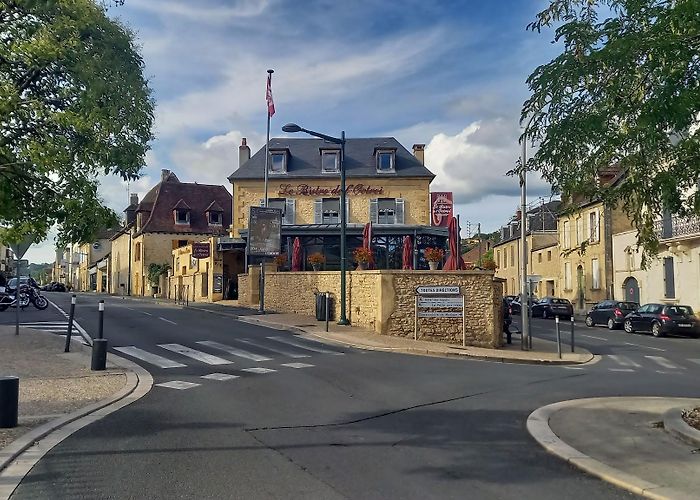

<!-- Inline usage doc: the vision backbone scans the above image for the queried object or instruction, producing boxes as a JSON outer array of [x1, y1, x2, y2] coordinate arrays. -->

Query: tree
[[0, 0, 153, 247], [522, 0, 700, 263]]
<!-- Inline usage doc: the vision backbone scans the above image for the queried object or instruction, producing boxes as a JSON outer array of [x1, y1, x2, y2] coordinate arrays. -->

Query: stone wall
[[238, 269, 503, 348]]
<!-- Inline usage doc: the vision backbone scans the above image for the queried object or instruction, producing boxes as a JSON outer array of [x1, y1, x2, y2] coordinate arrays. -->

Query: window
[[208, 212, 222, 225], [591, 258, 600, 289], [321, 198, 340, 224], [510, 246, 515, 267], [134, 242, 141, 262], [538, 252, 542, 263], [178, 240, 188, 248], [175, 209, 189, 224], [376, 150, 395, 173], [269, 152, 286, 174], [564, 262, 572, 290], [321, 150, 340, 173], [547, 250, 552, 261], [576, 217, 585, 244], [663, 256, 675, 298], [265, 198, 295, 225], [369, 198, 405, 224], [563, 220, 571, 248], [589, 210, 600, 242], [496, 250, 500, 268]]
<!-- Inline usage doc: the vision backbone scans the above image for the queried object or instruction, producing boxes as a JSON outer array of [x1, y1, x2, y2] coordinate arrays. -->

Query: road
[[3, 293, 699, 499]]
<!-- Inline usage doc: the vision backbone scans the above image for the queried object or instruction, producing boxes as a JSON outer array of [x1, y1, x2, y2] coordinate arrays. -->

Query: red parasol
[[402, 236, 413, 270], [362, 222, 374, 268], [291, 237, 302, 271], [443, 216, 465, 270]]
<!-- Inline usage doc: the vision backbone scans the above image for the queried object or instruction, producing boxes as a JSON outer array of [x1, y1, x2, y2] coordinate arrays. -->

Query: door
[[623, 277, 639, 304], [630, 304, 646, 328], [576, 265, 585, 310], [591, 301, 605, 324]]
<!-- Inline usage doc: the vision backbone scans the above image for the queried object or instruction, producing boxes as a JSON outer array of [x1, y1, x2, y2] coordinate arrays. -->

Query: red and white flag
[[266, 73, 275, 118]]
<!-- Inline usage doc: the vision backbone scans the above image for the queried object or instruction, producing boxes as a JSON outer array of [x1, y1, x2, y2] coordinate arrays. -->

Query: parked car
[[623, 304, 700, 338], [585, 300, 639, 330], [509, 294, 538, 315], [504, 295, 518, 305], [41, 282, 66, 292], [530, 296, 574, 319]]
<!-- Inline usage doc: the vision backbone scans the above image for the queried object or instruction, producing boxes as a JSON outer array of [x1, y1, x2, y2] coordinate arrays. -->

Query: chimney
[[239, 137, 251, 168], [125, 193, 139, 226], [161, 169, 171, 182], [515, 210, 522, 221], [130, 193, 139, 207], [412, 144, 425, 165]]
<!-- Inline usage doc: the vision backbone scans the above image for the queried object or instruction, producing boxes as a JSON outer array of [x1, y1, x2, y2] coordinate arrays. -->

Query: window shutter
[[314, 199, 322, 224], [395, 198, 405, 224], [369, 199, 378, 224], [662, 209, 672, 239], [284, 198, 295, 225], [345, 197, 350, 223], [595, 210, 600, 242], [663, 256, 675, 298]]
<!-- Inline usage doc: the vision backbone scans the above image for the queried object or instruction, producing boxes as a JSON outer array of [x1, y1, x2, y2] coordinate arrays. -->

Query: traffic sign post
[[414, 285, 465, 343], [8, 235, 34, 337]]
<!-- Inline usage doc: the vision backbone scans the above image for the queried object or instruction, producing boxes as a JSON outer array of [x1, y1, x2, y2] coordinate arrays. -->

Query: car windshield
[[666, 305, 694, 316], [619, 302, 638, 310]]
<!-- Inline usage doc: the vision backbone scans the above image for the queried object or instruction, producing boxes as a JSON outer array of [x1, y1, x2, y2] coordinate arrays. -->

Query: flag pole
[[264, 69, 274, 209]]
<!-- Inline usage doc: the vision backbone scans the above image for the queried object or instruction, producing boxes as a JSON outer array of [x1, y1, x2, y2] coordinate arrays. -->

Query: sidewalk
[[528, 397, 700, 499]]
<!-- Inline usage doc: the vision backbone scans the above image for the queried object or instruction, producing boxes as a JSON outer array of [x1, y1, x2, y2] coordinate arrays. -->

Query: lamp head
[[282, 123, 302, 133]]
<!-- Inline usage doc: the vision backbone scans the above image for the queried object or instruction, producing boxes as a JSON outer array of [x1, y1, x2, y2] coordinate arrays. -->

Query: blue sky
[[28, 0, 562, 263]]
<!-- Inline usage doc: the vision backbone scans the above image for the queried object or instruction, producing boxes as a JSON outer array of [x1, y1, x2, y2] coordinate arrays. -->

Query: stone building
[[493, 201, 561, 297], [111, 170, 232, 297]]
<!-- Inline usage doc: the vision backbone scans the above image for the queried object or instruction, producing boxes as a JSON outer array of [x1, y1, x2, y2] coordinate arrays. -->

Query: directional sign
[[418, 311, 463, 318], [418, 297, 463, 308], [416, 285, 460, 295], [8, 234, 35, 260]]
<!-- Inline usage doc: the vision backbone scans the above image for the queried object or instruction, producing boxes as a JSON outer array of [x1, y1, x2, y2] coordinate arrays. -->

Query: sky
[[26, 0, 562, 264]]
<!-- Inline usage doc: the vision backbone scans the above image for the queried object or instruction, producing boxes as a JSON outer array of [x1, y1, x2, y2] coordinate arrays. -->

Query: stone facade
[[168, 240, 225, 303], [494, 233, 560, 297], [110, 230, 131, 295], [239, 269, 503, 348]]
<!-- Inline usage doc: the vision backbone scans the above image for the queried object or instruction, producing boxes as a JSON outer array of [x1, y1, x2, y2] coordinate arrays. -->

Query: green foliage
[[522, 0, 700, 263], [147, 263, 170, 286], [0, 0, 154, 246]]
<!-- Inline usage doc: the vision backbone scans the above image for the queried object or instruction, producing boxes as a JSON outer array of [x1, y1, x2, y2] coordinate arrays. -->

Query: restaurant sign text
[[279, 183, 384, 197]]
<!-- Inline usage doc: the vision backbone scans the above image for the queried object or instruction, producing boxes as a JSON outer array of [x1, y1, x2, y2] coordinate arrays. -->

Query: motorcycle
[[25, 285, 49, 310], [0, 288, 30, 311]]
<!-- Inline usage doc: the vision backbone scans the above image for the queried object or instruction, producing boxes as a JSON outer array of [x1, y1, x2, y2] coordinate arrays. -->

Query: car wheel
[[607, 318, 616, 330], [651, 322, 663, 337], [624, 320, 634, 333], [585, 316, 594, 327]]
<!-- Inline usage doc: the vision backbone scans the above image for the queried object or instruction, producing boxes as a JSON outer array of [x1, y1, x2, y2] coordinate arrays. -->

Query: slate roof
[[132, 173, 232, 236], [228, 137, 435, 181], [494, 200, 562, 246]]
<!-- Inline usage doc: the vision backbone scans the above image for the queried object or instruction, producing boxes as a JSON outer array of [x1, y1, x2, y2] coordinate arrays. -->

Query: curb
[[236, 316, 594, 366], [527, 398, 694, 500], [0, 353, 153, 500], [663, 407, 700, 448]]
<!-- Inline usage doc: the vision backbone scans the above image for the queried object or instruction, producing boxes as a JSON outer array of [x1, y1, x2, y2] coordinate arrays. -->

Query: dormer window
[[209, 212, 222, 225], [321, 150, 340, 173], [375, 149, 396, 173], [204, 200, 224, 227], [172, 199, 191, 225], [269, 150, 287, 174]]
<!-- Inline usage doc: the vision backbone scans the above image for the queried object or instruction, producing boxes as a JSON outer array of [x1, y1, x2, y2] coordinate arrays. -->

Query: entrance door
[[576, 265, 585, 310], [623, 277, 639, 304]]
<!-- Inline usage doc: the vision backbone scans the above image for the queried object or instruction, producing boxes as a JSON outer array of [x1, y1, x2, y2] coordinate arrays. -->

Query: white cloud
[[128, 0, 270, 23]]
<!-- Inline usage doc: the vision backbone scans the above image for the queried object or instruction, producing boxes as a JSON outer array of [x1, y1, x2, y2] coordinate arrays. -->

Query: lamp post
[[520, 113, 536, 350], [282, 123, 350, 325]]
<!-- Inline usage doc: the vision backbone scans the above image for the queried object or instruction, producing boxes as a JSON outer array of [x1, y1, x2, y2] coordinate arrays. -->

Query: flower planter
[[428, 261, 439, 270], [312, 264, 321, 271]]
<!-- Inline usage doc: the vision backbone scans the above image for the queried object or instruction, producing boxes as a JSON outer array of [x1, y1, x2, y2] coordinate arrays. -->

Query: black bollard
[[0, 376, 19, 428], [570, 317, 576, 353], [555, 316, 562, 359], [98, 299, 104, 339], [64, 294, 76, 353], [91, 339, 108, 371]]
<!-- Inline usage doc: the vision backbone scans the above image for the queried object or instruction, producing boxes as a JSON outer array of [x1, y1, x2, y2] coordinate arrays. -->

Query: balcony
[[655, 215, 700, 241]]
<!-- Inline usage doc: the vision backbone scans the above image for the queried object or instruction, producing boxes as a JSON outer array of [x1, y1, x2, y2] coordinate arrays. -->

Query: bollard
[[555, 316, 562, 359], [0, 376, 19, 428], [325, 292, 330, 332], [64, 294, 77, 352], [91, 339, 108, 371], [186, 285, 189, 307], [98, 299, 105, 339], [570, 317, 575, 353]]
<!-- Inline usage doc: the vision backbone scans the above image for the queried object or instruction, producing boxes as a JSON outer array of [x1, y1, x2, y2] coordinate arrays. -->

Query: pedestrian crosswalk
[[19, 321, 90, 345], [591, 353, 700, 374]]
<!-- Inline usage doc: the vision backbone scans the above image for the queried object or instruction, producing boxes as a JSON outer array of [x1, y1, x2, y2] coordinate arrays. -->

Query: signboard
[[279, 183, 384, 197], [213, 274, 223, 294], [192, 242, 211, 259], [527, 274, 542, 283], [8, 234, 35, 260], [418, 296, 463, 308], [430, 192, 453, 227], [248, 206, 283, 257], [418, 311, 463, 318], [416, 285, 460, 295]]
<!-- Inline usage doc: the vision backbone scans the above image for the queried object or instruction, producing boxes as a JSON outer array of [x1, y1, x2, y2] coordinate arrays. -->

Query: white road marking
[[561, 366, 584, 370], [608, 355, 641, 368], [235, 338, 311, 358], [159, 317, 177, 325], [267, 336, 345, 355], [201, 373, 239, 381], [158, 344, 232, 365], [196, 341, 272, 362], [113, 346, 186, 368], [625, 342, 665, 352], [281, 362, 315, 369], [609, 368, 635, 372], [156, 381, 200, 390], [47, 299, 91, 345], [581, 334, 608, 341], [645, 356, 683, 370], [688, 359, 700, 366], [142, 311, 152, 316], [241, 367, 276, 374]]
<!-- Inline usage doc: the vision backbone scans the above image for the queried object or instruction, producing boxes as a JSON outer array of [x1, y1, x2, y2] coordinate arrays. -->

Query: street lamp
[[282, 123, 350, 326], [520, 113, 536, 350]]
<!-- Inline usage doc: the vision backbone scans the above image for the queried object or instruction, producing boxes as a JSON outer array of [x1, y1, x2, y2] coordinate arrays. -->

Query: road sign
[[416, 285, 460, 295], [418, 297, 463, 308], [418, 311, 463, 318], [527, 274, 542, 283], [8, 234, 34, 260]]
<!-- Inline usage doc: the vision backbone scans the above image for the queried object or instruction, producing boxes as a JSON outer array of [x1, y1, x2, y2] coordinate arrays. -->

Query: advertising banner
[[248, 206, 283, 257], [430, 192, 453, 226]]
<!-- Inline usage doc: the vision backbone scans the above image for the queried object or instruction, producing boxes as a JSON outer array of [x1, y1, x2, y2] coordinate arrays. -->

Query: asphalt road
[[4, 293, 699, 499]]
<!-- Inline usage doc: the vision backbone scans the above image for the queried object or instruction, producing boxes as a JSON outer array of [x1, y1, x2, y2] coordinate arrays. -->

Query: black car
[[585, 300, 639, 330], [530, 296, 574, 319], [509, 295, 538, 315], [624, 304, 700, 338]]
